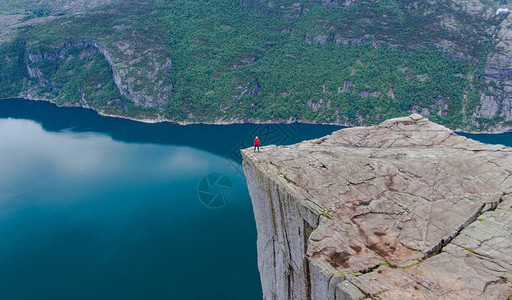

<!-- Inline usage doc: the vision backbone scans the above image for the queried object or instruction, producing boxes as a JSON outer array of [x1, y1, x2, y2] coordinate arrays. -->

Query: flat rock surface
[[242, 114, 512, 299]]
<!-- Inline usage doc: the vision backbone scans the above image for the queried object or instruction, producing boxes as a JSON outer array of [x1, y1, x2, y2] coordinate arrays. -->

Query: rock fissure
[[424, 203, 485, 259], [482, 277, 508, 294]]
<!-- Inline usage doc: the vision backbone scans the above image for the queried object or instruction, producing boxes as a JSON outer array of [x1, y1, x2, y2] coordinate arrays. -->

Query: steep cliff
[[478, 12, 512, 128], [242, 114, 512, 299], [21, 39, 172, 108]]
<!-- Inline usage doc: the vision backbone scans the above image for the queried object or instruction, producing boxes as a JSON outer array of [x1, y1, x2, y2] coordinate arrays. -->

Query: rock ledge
[[242, 114, 512, 299]]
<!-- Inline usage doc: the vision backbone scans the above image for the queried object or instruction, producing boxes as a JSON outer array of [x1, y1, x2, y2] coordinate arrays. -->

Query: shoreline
[[1, 97, 510, 134]]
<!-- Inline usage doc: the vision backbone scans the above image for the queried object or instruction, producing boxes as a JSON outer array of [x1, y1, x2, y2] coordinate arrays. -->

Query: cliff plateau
[[242, 114, 512, 299]]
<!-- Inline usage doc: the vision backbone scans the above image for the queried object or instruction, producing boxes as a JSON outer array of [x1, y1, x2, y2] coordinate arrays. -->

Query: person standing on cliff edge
[[253, 136, 260, 152]]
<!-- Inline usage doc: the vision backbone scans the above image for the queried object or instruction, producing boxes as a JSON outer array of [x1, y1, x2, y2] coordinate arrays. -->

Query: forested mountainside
[[0, 0, 511, 131]]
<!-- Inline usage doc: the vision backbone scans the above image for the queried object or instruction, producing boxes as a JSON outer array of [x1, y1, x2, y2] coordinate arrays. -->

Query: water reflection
[[0, 116, 266, 299], [0, 98, 342, 160]]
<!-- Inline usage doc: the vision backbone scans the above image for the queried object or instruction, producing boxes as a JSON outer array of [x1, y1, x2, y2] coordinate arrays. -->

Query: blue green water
[[0, 99, 510, 299], [0, 99, 342, 300], [459, 131, 512, 147]]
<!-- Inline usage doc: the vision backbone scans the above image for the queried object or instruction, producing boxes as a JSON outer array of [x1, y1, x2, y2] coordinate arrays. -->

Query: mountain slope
[[0, 0, 511, 131]]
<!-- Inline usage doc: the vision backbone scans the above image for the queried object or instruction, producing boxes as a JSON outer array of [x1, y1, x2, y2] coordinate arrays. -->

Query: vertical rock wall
[[243, 154, 364, 299]]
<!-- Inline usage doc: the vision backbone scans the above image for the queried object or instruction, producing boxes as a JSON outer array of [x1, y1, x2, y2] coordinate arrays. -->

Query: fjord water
[[1, 100, 511, 300], [0, 99, 341, 300]]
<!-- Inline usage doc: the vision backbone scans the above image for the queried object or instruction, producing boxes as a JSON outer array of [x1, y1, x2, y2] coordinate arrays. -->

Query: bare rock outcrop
[[22, 39, 172, 107], [0, 0, 116, 45], [478, 12, 512, 125], [0, 0, 115, 14], [242, 114, 512, 299]]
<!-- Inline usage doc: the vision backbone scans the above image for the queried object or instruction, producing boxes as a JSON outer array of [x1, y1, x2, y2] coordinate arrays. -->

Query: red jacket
[[254, 138, 260, 146]]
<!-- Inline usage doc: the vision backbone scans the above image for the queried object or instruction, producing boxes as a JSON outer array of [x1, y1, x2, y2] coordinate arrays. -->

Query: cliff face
[[242, 114, 512, 299], [478, 12, 512, 126], [22, 39, 172, 108]]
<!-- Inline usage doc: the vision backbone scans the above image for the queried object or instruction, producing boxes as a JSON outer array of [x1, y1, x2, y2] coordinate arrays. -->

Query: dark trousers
[[253, 145, 260, 152]]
